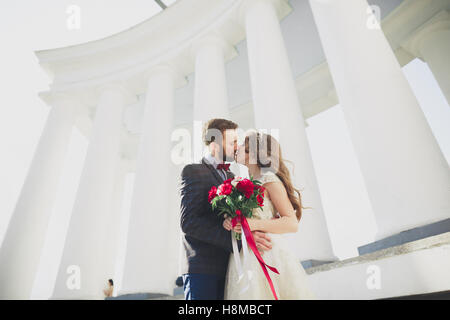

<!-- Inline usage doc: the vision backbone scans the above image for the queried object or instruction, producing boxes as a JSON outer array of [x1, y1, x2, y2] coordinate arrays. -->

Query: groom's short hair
[[202, 118, 238, 146]]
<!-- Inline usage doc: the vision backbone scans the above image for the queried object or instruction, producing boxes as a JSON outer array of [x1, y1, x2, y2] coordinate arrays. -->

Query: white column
[[166, 163, 184, 288], [119, 65, 180, 296], [104, 158, 128, 283], [309, 0, 450, 240], [191, 34, 234, 121], [0, 94, 79, 299], [402, 10, 450, 106], [239, 0, 338, 262], [51, 83, 134, 299]]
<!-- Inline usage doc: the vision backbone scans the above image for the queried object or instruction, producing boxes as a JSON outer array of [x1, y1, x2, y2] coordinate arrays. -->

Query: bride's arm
[[247, 182, 299, 234]]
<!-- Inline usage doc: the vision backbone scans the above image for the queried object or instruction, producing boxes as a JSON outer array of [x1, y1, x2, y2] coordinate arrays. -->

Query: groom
[[179, 118, 273, 300]]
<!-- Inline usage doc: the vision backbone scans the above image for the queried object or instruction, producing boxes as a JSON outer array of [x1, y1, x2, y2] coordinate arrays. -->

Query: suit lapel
[[201, 157, 225, 184]]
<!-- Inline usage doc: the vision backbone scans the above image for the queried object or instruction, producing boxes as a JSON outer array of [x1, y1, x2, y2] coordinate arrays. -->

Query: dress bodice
[[251, 171, 281, 220]]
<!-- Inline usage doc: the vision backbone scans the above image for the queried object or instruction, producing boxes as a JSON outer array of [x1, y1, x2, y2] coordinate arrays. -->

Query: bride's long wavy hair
[[244, 131, 309, 221]]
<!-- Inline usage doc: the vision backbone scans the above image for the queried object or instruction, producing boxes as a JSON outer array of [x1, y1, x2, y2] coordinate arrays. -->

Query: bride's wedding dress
[[224, 171, 317, 300]]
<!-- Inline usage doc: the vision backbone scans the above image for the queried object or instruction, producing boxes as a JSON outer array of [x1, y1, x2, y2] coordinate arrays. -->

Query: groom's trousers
[[182, 273, 226, 300]]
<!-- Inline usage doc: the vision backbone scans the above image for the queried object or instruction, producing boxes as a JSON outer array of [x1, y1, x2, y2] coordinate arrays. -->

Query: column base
[[106, 290, 183, 300], [358, 218, 450, 255]]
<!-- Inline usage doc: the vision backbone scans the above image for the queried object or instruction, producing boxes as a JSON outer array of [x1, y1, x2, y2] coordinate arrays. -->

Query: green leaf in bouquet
[[211, 195, 225, 209], [225, 196, 236, 211]]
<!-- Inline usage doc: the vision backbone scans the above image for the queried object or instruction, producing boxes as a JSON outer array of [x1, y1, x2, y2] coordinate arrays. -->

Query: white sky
[[0, 1, 449, 299]]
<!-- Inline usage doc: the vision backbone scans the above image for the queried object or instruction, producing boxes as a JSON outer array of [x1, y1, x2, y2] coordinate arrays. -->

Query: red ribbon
[[232, 210, 279, 300]]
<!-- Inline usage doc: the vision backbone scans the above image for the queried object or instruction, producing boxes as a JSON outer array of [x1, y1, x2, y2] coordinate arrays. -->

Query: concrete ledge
[[305, 232, 450, 299], [307, 231, 450, 275], [380, 289, 450, 300], [301, 259, 337, 269], [357, 218, 450, 255]]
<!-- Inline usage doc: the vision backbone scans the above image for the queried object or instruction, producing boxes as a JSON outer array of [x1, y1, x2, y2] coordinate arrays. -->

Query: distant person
[[103, 279, 114, 297], [175, 276, 183, 287]]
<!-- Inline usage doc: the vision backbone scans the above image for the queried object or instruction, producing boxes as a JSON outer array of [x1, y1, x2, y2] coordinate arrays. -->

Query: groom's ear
[[203, 127, 223, 146]]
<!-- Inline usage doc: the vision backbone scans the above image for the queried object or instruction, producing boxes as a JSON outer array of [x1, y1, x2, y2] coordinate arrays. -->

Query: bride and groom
[[179, 118, 316, 300]]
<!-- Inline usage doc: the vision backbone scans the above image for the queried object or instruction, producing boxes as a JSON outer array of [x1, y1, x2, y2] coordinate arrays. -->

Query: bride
[[222, 130, 317, 300]]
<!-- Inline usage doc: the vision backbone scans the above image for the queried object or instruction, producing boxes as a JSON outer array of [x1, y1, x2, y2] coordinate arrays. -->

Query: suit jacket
[[179, 157, 242, 276]]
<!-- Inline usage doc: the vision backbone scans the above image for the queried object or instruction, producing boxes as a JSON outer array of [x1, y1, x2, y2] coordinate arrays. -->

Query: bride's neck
[[247, 164, 261, 180]]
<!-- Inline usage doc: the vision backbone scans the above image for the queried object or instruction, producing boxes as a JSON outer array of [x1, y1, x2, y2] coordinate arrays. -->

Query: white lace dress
[[224, 171, 317, 300]]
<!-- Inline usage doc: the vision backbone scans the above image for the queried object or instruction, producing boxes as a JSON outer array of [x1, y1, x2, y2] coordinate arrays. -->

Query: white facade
[[0, 0, 449, 299]]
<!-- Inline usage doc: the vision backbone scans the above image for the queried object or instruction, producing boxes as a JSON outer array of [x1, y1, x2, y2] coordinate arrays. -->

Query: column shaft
[[0, 95, 78, 299], [241, 0, 337, 261], [192, 36, 231, 121], [119, 66, 178, 295], [104, 159, 128, 283], [51, 84, 129, 299], [419, 30, 450, 105], [309, 0, 450, 240]]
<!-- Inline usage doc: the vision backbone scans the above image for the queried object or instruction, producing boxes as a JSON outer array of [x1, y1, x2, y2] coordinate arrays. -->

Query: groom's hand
[[252, 231, 272, 254]]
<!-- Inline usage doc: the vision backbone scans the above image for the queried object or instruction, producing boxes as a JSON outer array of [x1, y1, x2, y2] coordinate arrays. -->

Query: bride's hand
[[223, 217, 242, 233]]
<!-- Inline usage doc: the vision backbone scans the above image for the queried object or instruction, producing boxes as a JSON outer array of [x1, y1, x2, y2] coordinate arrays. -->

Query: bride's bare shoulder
[[259, 172, 283, 202]]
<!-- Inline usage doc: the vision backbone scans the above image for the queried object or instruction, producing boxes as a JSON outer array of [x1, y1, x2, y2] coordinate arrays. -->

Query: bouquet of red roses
[[208, 176, 265, 240], [207, 175, 280, 300]]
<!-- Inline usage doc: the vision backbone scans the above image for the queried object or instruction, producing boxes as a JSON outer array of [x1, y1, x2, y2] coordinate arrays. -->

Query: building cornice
[[34, 0, 291, 98]]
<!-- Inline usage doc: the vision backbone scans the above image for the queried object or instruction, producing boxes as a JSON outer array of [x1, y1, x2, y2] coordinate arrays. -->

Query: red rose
[[223, 178, 232, 185], [237, 179, 254, 199], [257, 194, 264, 207], [258, 186, 266, 197], [208, 186, 218, 203], [218, 183, 233, 196], [254, 185, 265, 196]]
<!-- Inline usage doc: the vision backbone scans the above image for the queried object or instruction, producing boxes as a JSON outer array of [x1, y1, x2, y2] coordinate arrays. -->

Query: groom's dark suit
[[179, 157, 242, 299]]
